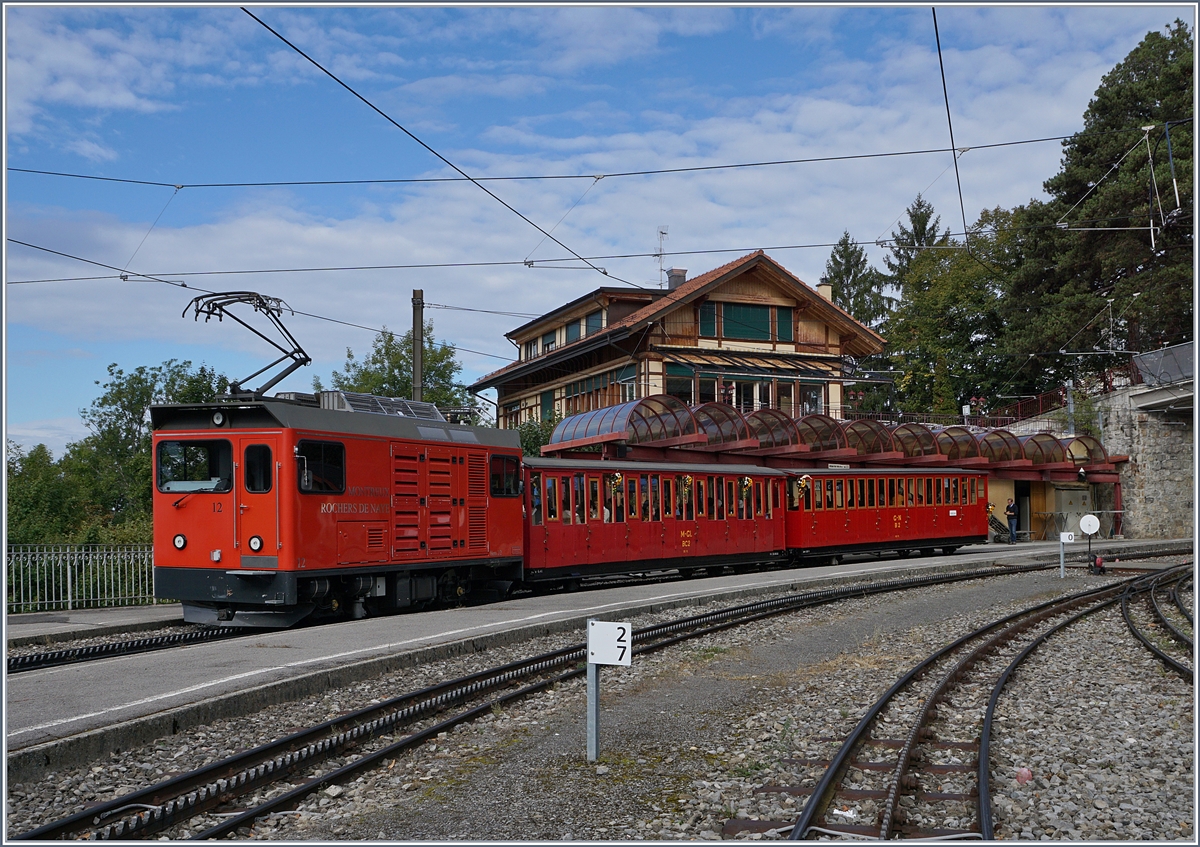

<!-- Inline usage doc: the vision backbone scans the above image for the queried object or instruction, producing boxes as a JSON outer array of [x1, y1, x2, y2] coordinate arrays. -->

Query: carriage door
[[236, 437, 281, 566]]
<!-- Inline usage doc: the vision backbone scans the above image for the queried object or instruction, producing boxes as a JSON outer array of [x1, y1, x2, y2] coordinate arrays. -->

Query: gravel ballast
[[5, 563, 1193, 841]]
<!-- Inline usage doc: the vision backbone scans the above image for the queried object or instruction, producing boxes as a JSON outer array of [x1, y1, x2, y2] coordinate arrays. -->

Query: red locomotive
[[153, 392, 989, 627]]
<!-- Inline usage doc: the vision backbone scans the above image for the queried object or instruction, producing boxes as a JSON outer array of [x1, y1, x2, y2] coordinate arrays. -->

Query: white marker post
[[1059, 531, 1075, 578], [1080, 514, 1101, 572], [586, 619, 632, 762]]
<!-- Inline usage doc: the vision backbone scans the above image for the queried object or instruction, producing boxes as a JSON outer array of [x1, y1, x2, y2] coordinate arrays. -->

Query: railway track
[[6, 626, 249, 675], [1121, 567, 1194, 682], [706, 564, 1190, 841], [14, 559, 1061, 841]]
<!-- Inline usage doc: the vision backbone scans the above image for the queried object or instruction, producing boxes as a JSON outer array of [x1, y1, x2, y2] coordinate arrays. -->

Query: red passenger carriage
[[523, 458, 787, 581]]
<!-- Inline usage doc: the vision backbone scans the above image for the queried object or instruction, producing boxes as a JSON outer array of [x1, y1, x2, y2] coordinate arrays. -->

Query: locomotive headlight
[[211, 411, 225, 426], [249, 535, 264, 552], [173, 534, 187, 550]]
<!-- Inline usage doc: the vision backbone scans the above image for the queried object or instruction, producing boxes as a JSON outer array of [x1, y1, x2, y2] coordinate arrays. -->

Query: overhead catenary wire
[[5, 238, 515, 362], [240, 6, 642, 290], [7, 125, 1170, 190], [6, 211, 1171, 287]]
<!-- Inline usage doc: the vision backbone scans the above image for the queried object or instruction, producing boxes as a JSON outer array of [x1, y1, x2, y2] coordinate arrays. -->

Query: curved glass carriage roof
[[794, 414, 846, 450], [746, 408, 802, 449], [976, 429, 1022, 462], [1019, 433, 1068, 464], [844, 418, 893, 455], [889, 422, 938, 458], [548, 395, 696, 447], [692, 402, 753, 446], [928, 425, 981, 460]]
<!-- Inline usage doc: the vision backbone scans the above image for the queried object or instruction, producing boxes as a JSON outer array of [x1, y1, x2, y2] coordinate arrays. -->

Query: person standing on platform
[[1005, 498, 1019, 544]]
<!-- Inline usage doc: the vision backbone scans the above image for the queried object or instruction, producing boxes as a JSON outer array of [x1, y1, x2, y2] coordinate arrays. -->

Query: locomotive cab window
[[489, 455, 521, 497], [244, 445, 273, 493], [296, 441, 345, 493], [157, 440, 232, 493]]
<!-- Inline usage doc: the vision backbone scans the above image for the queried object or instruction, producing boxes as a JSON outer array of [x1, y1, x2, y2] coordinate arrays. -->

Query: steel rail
[[787, 573, 1152, 841], [6, 626, 247, 674], [1121, 569, 1195, 683], [1150, 575, 1193, 648], [974, 575, 1168, 838], [1170, 574, 1193, 625], [16, 561, 1055, 840]]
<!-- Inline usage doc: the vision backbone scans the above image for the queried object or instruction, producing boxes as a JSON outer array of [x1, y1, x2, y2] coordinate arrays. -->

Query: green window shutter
[[541, 390, 555, 421], [665, 363, 693, 376], [722, 303, 770, 340], [777, 307, 793, 341], [566, 321, 581, 343], [699, 302, 716, 337], [585, 311, 603, 335]]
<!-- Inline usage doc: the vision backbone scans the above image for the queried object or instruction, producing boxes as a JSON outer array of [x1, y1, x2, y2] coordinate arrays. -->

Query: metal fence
[[6, 545, 159, 614]]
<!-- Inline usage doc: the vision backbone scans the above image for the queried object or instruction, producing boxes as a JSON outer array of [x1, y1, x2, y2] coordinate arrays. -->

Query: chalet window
[[566, 321, 581, 343], [776, 307, 794, 342], [665, 364, 693, 405], [542, 330, 557, 352], [699, 302, 716, 337], [722, 303, 770, 341], [523, 340, 538, 360], [585, 310, 603, 336]]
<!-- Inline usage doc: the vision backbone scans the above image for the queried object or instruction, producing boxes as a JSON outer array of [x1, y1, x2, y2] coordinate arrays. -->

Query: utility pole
[[412, 289, 424, 402]]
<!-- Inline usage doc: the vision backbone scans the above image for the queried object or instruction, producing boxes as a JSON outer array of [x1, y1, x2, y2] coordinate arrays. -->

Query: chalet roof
[[469, 250, 886, 392]]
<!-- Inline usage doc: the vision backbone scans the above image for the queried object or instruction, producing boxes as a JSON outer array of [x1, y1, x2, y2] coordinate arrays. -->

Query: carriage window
[[935, 478, 943, 505], [662, 477, 674, 519], [943, 478, 951, 505], [649, 476, 661, 521], [546, 476, 558, 520], [952, 477, 960, 504], [926, 478, 934, 506], [244, 445, 272, 493], [561, 476, 572, 524], [834, 479, 844, 509], [845, 478, 854, 509], [825, 480, 835, 510], [888, 478, 897, 507], [787, 479, 800, 511], [737, 481, 748, 519], [531, 472, 543, 525], [716, 477, 726, 519], [877, 478, 885, 507], [755, 482, 763, 516], [969, 478, 977, 504], [697, 478, 706, 517], [640, 475, 651, 520], [907, 478, 914, 506], [771, 480, 780, 512], [708, 477, 717, 518], [858, 478, 866, 509], [867, 478, 875, 507], [296, 440, 345, 493], [589, 478, 600, 521], [627, 478, 639, 519], [575, 474, 586, 523], [157, 439, 232, 493]]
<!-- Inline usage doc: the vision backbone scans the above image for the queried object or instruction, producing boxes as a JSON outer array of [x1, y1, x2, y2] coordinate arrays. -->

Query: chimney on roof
[[667, 267, 688, 290], [817, 275, 834, 301]]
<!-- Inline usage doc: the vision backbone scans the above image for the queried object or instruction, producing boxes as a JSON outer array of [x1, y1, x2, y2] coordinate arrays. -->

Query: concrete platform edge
[[7, 540, 1189, 784], [7, 612, 184, 649]]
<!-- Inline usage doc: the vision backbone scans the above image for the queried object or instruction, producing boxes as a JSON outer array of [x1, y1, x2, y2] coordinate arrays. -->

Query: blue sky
[[4, 3, 1191, 456]]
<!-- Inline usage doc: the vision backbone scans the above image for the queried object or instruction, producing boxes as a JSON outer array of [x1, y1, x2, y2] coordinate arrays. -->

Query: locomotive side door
[[424, 447, 455, 555], [235, 436, 281, 566]]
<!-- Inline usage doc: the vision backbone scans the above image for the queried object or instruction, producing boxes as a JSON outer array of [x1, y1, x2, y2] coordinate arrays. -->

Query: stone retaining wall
[[1094, 386, 1193, 539]]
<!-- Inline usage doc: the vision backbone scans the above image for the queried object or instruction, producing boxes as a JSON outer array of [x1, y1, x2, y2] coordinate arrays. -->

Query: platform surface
[[5, 539, 1185, 756]]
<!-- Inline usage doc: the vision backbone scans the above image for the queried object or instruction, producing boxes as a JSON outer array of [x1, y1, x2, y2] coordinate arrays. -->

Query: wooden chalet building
[[471, 251, 886, 429]]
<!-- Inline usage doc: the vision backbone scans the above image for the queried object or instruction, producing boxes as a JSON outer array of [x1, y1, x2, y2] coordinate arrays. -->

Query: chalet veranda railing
[[6, 544, 164, 614]]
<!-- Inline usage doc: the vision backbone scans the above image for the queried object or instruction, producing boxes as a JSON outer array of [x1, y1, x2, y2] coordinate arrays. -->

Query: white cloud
[[5, 417, 92, 458], [65, 138, 119, 162]]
